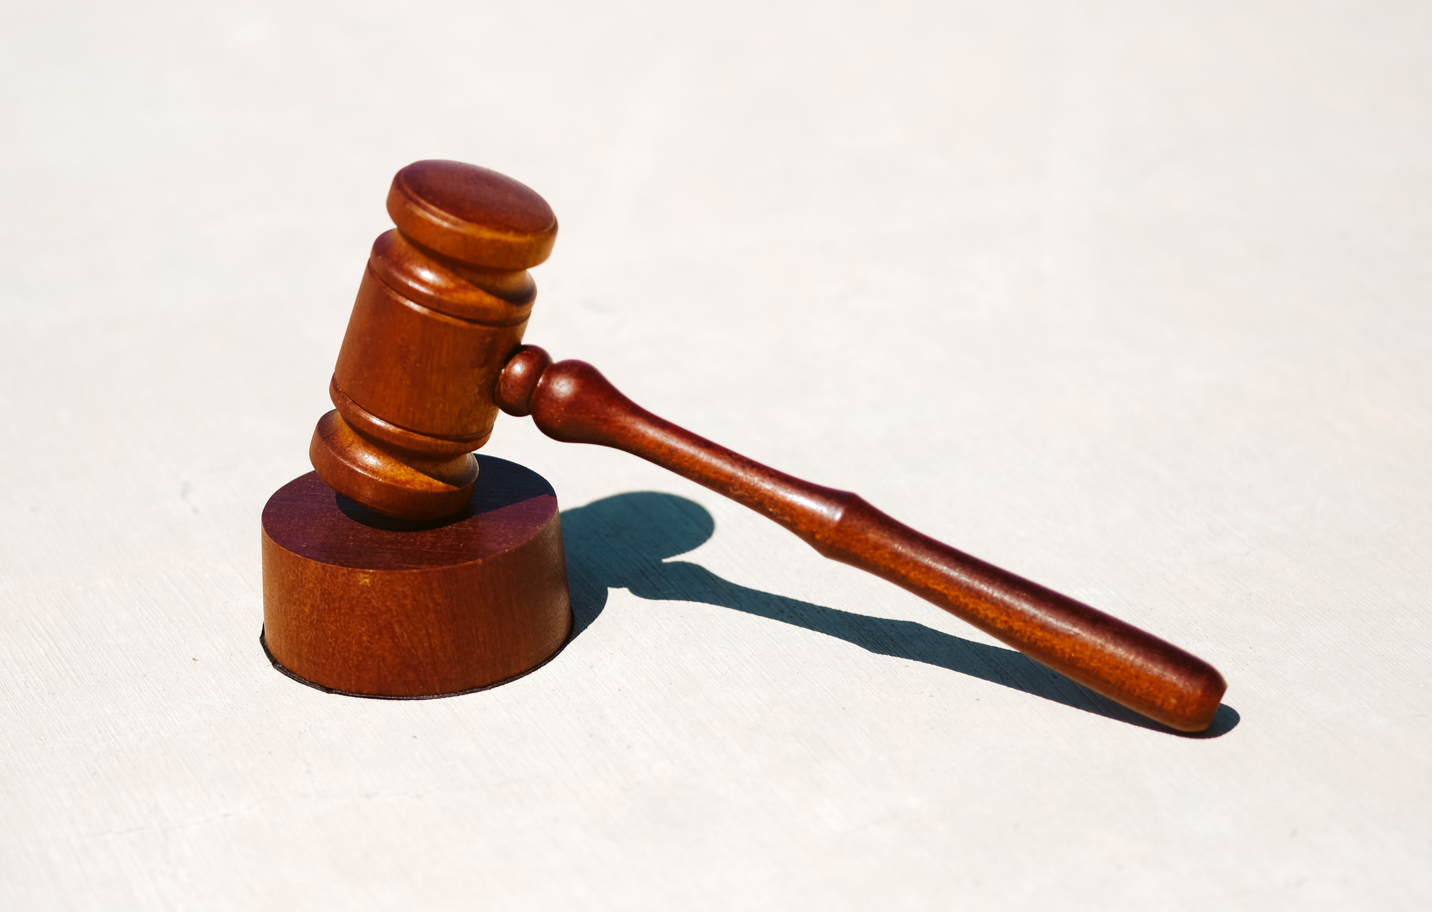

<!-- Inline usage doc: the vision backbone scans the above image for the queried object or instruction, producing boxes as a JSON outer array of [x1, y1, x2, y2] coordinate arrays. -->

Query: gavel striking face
[[297, 160, 1226, 732]]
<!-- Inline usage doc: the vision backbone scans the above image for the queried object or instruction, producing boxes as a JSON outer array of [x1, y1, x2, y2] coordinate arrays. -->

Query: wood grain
[[501, 350, 1227, 732], [311, 161, 555, 519], [262, 458, 572, 696], [299, 160, 1227, 730]]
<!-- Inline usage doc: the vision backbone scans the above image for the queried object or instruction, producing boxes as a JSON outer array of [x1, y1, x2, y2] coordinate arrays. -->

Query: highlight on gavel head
[[309, 161, 558, 520]]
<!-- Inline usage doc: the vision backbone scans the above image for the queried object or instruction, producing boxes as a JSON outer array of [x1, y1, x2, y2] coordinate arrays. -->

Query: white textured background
[[2, 1, 1429, 908]]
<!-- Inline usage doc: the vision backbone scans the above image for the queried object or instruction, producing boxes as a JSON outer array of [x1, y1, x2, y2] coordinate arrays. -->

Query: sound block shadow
[[561, 492, 1239, 739]]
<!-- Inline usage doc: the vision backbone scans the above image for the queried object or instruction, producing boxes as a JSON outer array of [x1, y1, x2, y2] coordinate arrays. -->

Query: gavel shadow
[[561, 492, 1240, 738]]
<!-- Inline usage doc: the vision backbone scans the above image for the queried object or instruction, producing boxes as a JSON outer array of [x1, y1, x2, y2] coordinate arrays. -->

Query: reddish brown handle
[[499, 349, 1227, 731]]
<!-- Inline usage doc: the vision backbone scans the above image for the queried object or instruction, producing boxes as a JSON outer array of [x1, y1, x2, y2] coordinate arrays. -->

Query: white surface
[[2, 1, 1429, 908]]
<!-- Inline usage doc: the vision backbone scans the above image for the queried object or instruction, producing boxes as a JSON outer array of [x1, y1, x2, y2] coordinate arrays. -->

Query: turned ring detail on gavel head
[[308, 160, 558, 520]]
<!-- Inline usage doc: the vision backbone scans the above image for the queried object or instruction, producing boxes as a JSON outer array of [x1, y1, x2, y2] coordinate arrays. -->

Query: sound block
[[261, 455, 572, 697]]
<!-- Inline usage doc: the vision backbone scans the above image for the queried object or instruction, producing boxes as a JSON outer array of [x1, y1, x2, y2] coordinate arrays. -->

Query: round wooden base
[[260, 457, 572, 697]]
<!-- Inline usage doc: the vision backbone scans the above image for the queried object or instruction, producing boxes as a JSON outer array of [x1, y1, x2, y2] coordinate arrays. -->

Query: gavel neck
[[496, 345, 555, 417]]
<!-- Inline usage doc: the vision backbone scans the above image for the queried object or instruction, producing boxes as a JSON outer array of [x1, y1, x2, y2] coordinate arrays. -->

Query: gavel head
[[309, 160, 557, 520]]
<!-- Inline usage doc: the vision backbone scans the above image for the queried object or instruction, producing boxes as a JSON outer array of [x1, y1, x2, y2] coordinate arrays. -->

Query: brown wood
[[498, 350, 1226, 732], [262, 459, 572, 696], [277, 158, 1228, 730], [310, 160, 554, 519], [386, 159, 558, 271]]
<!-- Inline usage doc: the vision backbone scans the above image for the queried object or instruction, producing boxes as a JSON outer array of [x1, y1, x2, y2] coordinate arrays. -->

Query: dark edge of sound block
[[258, 624, 573, 700]]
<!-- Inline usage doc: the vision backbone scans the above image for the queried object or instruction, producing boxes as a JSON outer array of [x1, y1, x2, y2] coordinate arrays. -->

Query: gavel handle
[[499, 351, 1226, 732]]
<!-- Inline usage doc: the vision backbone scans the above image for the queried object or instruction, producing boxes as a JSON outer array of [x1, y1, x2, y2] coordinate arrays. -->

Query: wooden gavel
[[299, 160, 1225, 731]]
